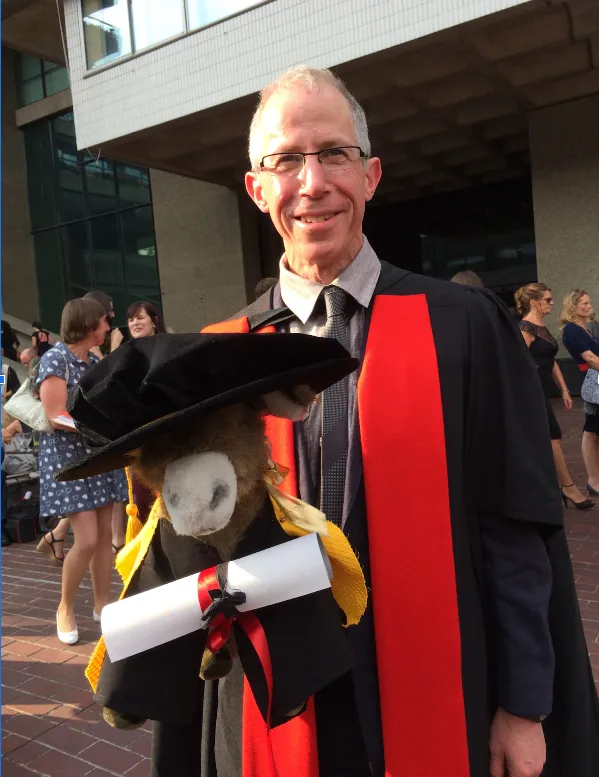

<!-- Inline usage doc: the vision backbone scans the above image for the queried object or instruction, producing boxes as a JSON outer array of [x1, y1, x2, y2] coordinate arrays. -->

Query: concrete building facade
[[2, 0, 598, 340]]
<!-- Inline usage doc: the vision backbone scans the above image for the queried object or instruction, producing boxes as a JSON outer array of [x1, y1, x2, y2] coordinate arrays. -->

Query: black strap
[[248, 307, 295, 332]]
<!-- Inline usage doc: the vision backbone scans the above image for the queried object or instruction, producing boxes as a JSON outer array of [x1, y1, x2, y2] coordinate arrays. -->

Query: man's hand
[[490, 708, 546, 777]]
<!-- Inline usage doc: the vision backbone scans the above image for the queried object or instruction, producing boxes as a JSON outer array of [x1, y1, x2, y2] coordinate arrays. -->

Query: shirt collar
[[279, 235, 381, 324], [56, 341, 92, 366]]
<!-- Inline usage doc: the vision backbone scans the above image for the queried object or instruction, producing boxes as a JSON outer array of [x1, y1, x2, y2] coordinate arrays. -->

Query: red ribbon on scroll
[[197, 567, 278, 777]]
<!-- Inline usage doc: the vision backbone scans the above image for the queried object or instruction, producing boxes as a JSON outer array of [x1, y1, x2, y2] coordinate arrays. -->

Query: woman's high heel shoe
[[561, 485, 594, 511], [587, 483, 599, 498], [56, 611, 79, 645]]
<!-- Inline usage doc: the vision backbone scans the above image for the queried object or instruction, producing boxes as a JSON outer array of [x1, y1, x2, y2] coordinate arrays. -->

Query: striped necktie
[[320, 286, 350, 526]]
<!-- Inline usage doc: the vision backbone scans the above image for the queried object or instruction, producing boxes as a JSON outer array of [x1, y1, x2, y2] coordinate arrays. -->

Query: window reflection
[[60, 221, 93, 298], [90, 215, 128, 314], [120, 206, 160, 303], [22, 122, 57, 230], [52, 114, 85, 223], [80, 0, 264, 69], [33, 231, 65, 332], [22, 111, 160, 330], [130, 0, 185, 51], [82, 0, 131, 70], [44, 60, 70, 96], [186, 0, 261, 30], [15, 53, 44, 106], [116, 163, 151, 209], [84, 156, 117, 216]]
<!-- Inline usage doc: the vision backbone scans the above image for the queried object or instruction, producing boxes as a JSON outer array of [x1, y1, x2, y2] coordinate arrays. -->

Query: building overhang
[[2, 0, 65, 65], [84, 1, 599, 206]]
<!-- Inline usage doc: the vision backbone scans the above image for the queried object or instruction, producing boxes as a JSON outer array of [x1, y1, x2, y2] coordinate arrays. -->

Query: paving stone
[[16, 677, 67, 699], [85, 720, 147, 748], [37, 724, 97, 755], [2, 642, 42, 658], [6, 694, 62, 717], [6, 738, 50, 764], [125, 734, 153, 758], [27, 747, 93, 777], [2, 714, 57, 739], [123, 759, 151, 777], [2, 732, 30, 755], [79, 740, 142, 773], [0, 760, 40, 777]]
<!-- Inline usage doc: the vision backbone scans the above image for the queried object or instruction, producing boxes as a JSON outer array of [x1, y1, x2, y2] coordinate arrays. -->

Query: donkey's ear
[[262, 385, 317, 422]]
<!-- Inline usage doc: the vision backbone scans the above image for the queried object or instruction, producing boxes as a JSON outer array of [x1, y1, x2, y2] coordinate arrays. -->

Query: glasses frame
[[259, 145, 367, 173]]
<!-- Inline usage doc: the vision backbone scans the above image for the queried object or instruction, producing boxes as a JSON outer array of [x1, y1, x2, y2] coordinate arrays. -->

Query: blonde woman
[[561, 290, 599, 497], [515, 284, 593, 509]]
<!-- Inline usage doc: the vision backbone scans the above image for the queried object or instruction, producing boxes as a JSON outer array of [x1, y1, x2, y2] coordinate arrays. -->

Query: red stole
[[202, 296, 470, 776]]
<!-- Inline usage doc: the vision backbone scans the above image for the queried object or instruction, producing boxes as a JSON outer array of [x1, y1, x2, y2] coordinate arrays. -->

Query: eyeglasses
[[542, 297, 553, 304], [259, 146, 367, 175]]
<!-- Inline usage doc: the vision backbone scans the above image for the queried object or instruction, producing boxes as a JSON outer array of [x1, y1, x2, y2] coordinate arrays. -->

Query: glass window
[[120, 206, 160, 304], [19, 78, 45, 107], [186, 0, 262, 30], [130, 0, 185, 51], [17, 52, 42, 81], [14, 53, 69, 106], [23, 111, 160, 332], [52, 114, 86, 223], [90, 214, 128, 316], [44, 60, 70, 96], [22, 122, 57, 230], [15, 53, 43, 107], [116, 163, 150, 209], [60, 221, 94, 298], [83, 156, 117, 216], [33, 230, 66, 333], [82, 0, 132, 70]]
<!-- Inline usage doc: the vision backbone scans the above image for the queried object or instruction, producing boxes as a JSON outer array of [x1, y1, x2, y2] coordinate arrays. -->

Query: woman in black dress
[[515, 283, 593, 510]]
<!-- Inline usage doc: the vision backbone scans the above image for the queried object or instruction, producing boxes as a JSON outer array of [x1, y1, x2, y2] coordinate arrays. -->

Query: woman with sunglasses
[[515, 283, 593, 510]]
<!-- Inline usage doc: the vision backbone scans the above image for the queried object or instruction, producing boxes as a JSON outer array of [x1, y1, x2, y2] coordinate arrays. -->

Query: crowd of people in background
[[0, 269, 597, 644], [450, 270, 599, 510], [1, 294, 168, 640]]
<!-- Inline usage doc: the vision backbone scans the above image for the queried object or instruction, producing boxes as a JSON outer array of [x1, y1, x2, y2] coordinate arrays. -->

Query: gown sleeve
[[95, 519, 211, 724], [464, 289, 561, 716], [465, 289, 563, 528]]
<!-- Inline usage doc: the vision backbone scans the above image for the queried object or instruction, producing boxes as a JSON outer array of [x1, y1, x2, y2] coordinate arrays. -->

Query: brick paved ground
[[1, 398, 598, 776]]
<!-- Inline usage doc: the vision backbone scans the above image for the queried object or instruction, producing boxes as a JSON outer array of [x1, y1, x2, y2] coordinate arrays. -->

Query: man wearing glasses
[[241, 66, 598, 777], [143, 68, 599, 777]]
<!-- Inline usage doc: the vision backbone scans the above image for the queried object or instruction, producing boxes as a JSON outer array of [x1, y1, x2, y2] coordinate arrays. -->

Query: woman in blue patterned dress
[[36, 298, 128, 645]]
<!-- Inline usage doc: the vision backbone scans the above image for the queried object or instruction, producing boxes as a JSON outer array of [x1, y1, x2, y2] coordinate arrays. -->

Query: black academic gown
[[95, 263, 599, 777]]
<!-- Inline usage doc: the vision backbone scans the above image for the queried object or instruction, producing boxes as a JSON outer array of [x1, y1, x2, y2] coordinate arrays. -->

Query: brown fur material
[[130, 403, 268, 559], [103, 707, 145, 730]]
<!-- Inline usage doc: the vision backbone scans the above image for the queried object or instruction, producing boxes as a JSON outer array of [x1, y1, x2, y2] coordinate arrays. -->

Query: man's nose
[[299, 155, 327, 195]]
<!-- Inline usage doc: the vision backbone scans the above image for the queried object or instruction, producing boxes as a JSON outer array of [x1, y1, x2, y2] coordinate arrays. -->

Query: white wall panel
[[63, 0, 531, 149]]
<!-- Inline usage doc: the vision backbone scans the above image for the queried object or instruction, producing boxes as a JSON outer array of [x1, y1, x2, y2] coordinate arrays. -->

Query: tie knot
[[323, 286, 348, 319]]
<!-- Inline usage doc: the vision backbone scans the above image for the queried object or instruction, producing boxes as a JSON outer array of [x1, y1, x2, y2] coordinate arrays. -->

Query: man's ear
[[364, 157, 382, 202], [245, 171, 270, 214]]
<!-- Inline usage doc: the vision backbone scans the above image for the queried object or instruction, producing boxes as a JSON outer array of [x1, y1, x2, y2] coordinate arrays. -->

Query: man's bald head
[[248, 66, 370, 170], [20, 348, 36, 367]]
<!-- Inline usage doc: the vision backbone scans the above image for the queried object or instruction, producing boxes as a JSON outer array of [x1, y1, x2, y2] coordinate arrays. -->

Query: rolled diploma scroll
[[102, 532, 333, 663]]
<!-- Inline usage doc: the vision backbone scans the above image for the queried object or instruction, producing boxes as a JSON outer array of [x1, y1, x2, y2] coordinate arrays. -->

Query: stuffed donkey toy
[[56, 333, 367, 737]]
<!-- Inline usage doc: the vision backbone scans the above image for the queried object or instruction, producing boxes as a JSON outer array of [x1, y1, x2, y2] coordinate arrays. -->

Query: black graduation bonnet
[[55, 332, 358, 481]]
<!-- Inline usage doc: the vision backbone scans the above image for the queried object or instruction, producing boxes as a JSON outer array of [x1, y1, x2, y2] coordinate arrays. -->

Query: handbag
[[5, 357, 69, 434], [3, 433, 37, 476], [581, 367, 599, 406]]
